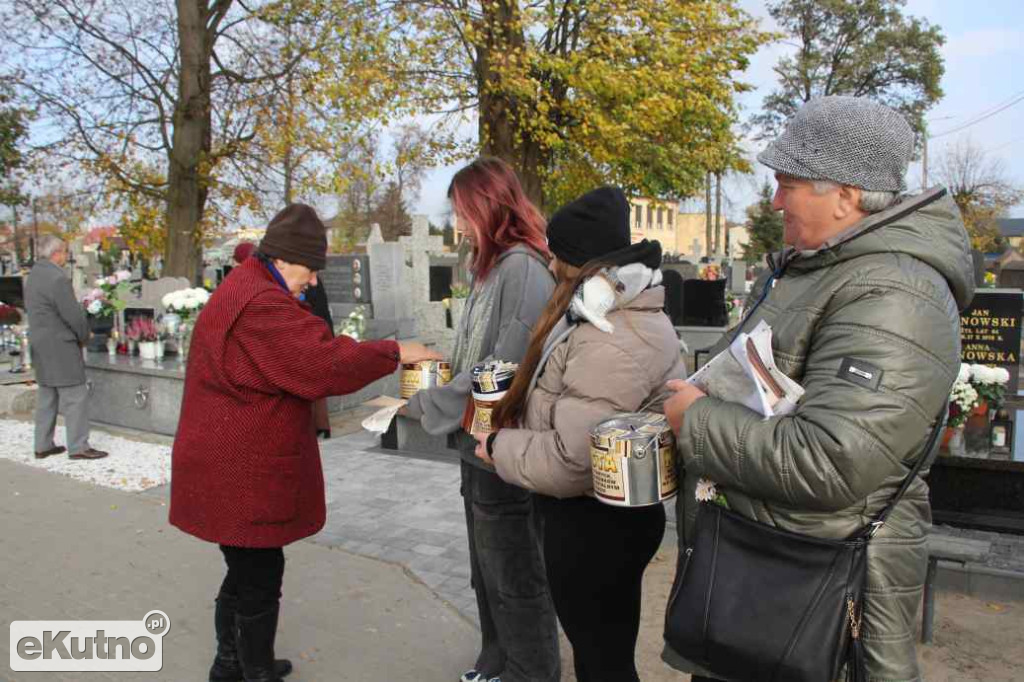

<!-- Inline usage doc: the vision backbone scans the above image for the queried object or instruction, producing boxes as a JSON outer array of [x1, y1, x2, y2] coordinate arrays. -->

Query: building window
[[647, 205, 653, 229], [657, 207, 664, 229], [634, 204, 642, 228], [667, 208, 674, 227]]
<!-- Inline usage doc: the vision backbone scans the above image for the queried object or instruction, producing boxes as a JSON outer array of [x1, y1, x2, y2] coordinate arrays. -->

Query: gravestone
[[400, 216, 454, 352], [661, 269, 685, 326], [960, 289, 1023, 393], [681, 279, 727, 327], [362, 240, 416, 340], [689, 238, 703, 261], [727, 260, 747, 294], [320, 255, 372, 311], [0, 277, 24, 308], [663, 262, 698, 282], [430, 260, 454, 301], [138, 277, 191, 313]]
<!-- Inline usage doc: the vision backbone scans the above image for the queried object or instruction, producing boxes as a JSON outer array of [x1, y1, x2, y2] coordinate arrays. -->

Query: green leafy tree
[[0, 82, 29, 208], [754, 0, 945, 137], [742, 181, 784, 264]]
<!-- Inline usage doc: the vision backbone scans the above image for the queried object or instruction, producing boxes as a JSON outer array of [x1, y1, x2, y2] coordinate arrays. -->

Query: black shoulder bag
[[663, 410, 945, 682]]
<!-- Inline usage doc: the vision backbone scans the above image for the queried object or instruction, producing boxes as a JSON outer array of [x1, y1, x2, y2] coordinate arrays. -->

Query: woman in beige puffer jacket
[[475, 187, 686, 682]]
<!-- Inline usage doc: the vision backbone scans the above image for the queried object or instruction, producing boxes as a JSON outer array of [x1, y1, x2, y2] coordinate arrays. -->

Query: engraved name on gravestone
[[960, 289, 1023, 393], [320, 255, 372, 305]]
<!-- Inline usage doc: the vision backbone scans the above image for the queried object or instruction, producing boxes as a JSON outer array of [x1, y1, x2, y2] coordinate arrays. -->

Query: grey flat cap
[[757, 96, 914, 192]]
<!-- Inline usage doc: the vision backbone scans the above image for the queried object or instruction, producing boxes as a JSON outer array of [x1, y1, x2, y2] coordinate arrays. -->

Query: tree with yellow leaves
[[324, 0, 771, 209]]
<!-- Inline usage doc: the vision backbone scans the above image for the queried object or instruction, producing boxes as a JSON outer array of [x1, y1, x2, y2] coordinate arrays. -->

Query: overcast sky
[[411, 0, 1024, 224]]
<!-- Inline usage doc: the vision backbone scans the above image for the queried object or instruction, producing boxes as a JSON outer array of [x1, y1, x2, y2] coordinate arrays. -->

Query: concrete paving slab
[[0, 458, 477, 682]]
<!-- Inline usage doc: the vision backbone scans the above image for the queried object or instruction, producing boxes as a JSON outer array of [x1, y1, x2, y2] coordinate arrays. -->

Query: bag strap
[[866, 402, 947, 538]]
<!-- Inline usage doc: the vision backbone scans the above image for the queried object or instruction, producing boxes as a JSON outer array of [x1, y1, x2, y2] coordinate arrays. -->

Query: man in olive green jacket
[[663, 97, 974, 682]]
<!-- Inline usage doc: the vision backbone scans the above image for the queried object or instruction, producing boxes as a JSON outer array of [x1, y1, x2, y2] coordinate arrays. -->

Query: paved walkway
[[0, 454, 477, 681]]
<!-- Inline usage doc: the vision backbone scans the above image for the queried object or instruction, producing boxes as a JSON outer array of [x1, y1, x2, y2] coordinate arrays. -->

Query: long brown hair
[[448, 157, 550, 282], [492, 258, 611, 428]]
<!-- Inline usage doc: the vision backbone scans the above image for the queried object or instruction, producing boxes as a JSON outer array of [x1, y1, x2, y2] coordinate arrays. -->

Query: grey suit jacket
[[25, 260, 89, 387]]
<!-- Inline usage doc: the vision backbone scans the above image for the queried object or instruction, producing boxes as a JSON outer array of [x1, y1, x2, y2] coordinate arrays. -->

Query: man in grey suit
[[25, 235, 108, 460]]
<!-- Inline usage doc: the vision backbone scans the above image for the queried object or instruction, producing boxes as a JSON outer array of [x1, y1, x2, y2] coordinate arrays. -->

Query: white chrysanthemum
[[94, 277, 106, 287], [695, 478, 718, 503], [87, 300, 103, 315], [951, 381, 979, 412], [957, 363, 971, 384]]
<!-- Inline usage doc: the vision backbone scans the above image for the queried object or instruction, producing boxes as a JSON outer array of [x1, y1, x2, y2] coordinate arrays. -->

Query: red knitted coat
[[169, 258, 399, 547]]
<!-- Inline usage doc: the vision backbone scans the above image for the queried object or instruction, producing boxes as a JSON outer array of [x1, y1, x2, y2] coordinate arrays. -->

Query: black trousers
[[535, 494, 666, 682], [218, 545, 285, 616], [462, 461, 561, 682]]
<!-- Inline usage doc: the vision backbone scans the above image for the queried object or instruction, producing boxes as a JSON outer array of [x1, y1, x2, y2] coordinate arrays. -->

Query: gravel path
[[0, 418, 170, 491]]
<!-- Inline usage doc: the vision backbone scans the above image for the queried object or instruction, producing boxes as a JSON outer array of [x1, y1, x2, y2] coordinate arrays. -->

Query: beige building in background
[[630, 198, 752, 260]]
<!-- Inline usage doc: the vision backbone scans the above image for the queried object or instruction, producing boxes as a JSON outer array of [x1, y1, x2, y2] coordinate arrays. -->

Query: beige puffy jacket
[[492, 286, 686, 497]]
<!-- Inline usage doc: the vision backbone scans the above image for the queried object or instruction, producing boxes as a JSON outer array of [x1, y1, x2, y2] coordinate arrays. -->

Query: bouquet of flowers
[[126, 317, 159, 342], [699, 264, 721, 281], [967, 363, 1010, 411], [337, 305, 366, 340], [82, 270, 133, 317], [982, 271, 997, 289], [948, 365, 980, 429], [161, 287, 211, 322], [724, 295, 744, 315], [0, 303, 21, 325]]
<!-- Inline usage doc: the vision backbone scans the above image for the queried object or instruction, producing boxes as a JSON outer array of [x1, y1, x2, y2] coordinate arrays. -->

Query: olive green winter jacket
[[663, 188, 974, 682]]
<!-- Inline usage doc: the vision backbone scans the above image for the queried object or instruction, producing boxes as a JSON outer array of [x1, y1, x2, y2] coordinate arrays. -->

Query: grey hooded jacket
[[405, 244, 555, 467], [664, 188, 974, 682]]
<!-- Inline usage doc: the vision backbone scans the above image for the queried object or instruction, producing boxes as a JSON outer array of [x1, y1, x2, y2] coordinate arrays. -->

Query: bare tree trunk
[[11, 203, 21, 265], [165, 0, 217, 281], [714, 172, 723, 257], [476, 0, 545, 208], [282, 27, 295, 206], [705, 171, 712, 260]]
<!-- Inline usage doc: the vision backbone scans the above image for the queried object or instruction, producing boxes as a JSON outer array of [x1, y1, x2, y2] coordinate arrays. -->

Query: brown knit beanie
[[258, 203, 327, 271]]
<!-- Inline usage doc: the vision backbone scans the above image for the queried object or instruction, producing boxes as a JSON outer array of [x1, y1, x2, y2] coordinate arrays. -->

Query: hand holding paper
[[686, 321, 804, 419]]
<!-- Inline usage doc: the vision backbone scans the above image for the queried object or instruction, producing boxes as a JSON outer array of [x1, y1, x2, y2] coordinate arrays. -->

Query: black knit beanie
[[258, 203, 328, 271], [547, 186, 630, 267]]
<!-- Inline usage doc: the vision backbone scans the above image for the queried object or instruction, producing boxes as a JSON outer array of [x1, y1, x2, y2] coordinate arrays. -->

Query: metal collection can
[[468, 361, 518, 435], [590, 413, 678, 507], [399, 360, 452, 399]]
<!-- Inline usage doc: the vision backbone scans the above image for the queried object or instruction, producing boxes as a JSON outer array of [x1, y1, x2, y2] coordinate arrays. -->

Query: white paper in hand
[[687, 321, 804, 419], [362, 398, 408, 434]]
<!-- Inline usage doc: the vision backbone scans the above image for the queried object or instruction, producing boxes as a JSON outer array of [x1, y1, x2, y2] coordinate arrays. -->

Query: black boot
[[209, 596, 242, 681], [212, 599, 292, 682]]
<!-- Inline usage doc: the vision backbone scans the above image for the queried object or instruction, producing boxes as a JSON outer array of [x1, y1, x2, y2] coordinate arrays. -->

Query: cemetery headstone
[[727, 259, 747, 294], [960, 289, 1023, 393], [139, 277, 192, 313], [681, 279, 727, 327], [0, 276, 25, 308], [362, 241, 416, 340], [661, 269, 685, 326], [320, 255, 372, 308], [400, 216, 454, 351]]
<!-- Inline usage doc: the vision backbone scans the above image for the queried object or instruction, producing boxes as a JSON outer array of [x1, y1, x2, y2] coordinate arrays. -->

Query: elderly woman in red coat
[[170, 203, 439, 682]]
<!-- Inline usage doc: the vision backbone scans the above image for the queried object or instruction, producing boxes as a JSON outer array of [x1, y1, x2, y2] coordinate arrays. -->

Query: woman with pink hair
[[403, 158, 560, 682]]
